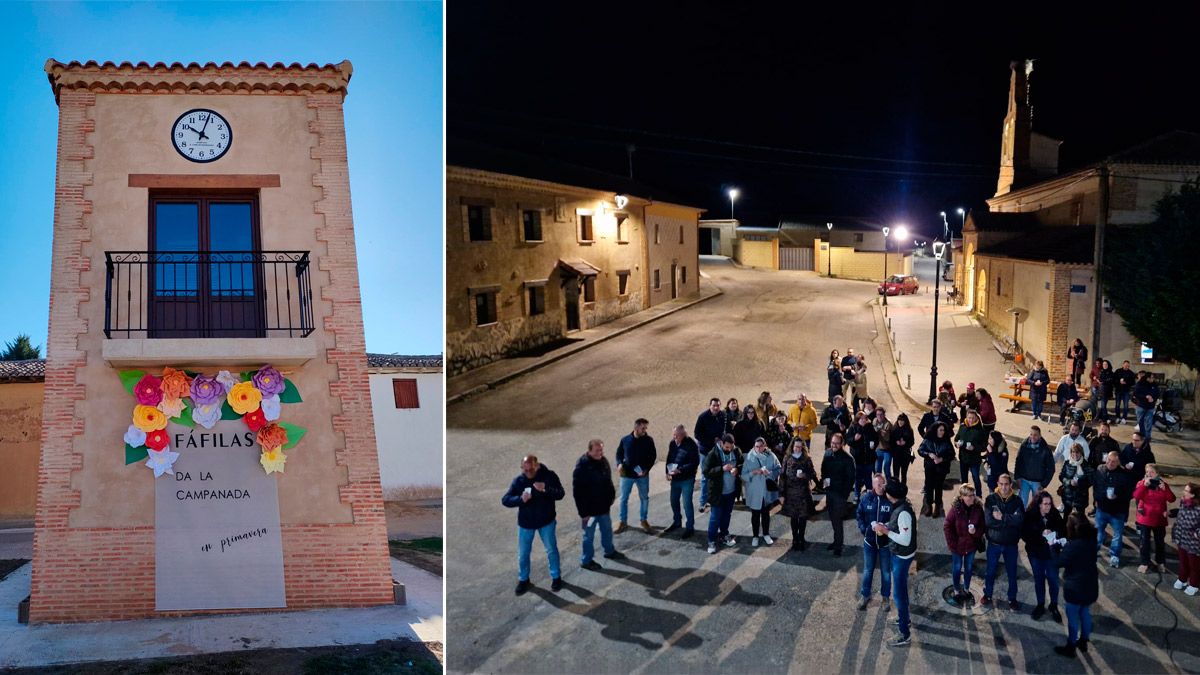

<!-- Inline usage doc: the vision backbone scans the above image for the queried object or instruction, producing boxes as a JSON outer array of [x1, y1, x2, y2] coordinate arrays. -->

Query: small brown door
[[670, 264, 678, 299], [564, 278, 581, 331]]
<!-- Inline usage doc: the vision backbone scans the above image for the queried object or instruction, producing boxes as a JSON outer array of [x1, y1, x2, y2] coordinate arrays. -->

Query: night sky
[[449, 4, 1200, 239]]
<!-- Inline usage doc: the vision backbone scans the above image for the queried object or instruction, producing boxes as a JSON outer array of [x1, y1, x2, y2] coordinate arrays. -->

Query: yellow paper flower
[[133, 404, 168, 432], [260, 449, 287, 474], [227, 381, 263, 415]]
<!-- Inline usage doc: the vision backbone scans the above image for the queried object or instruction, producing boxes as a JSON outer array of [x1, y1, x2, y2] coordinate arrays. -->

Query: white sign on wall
[[155, 421, 286, 611]]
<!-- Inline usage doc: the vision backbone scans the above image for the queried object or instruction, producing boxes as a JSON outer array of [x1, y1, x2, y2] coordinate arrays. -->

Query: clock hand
[[198, 113, 212, 140]]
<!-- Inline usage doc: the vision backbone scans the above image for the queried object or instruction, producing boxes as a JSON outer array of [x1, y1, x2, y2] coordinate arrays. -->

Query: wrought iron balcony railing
[[104, 251, 314, 338]]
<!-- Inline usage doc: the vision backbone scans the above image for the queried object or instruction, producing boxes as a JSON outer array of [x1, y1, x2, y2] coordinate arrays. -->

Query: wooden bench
[[991, 335, 1019, 361], [999, 392, 1032, 411]]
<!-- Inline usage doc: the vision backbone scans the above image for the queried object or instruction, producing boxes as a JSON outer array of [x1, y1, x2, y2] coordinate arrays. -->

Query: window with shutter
[[392, 378, 420, 409]]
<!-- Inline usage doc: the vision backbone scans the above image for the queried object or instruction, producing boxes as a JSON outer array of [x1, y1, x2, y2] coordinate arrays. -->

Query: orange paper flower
[[132, 404, 168, 432], [160, 367, 192, 400], [256, 423, 288, 452], [227, 381, 263, 415]]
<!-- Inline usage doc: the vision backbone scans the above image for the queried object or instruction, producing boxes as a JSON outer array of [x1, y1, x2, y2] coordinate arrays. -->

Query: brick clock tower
[[994, 59, 1034, 198], [32, 59, 394, 622]]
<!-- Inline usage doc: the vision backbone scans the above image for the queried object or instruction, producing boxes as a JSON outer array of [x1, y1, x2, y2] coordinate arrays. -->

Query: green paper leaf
[[125, 443, 148, 465], [170, 403, 194, 428], [278, 378, 302, 404], [119, 370, 146, 396], [184, 370, 200, 378], [278, 421, 306, 450], [221, 400, 242, 420], [241, 370, 255, 382]]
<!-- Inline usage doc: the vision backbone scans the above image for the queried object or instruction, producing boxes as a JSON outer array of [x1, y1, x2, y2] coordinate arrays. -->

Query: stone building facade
[[33, 60, 393, 622], [0, 360, 44, 520], [446, 165, 701, 376]]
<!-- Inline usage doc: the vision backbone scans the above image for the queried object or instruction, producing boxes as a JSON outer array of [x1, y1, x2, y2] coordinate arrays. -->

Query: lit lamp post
[[728, 188, 739, 220], [928, 240, 947, 403], [881, 226, 891, 306], [826, 222, 833, 277]]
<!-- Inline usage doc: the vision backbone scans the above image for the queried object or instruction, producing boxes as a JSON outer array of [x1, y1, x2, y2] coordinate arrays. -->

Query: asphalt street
[[446, 262, 1200, 674]]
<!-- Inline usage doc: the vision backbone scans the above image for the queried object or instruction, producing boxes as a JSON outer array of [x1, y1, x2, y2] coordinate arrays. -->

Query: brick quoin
[[31, 65, 392, 623]]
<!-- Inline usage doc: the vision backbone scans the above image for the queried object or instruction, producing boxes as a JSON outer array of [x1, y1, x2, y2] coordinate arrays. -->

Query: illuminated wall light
[[615, 194, 629, 209]]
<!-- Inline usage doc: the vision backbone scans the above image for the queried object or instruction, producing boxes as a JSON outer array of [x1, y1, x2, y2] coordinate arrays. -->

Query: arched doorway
[[965, 243, 976, 310], [975, 268, 988, 316]]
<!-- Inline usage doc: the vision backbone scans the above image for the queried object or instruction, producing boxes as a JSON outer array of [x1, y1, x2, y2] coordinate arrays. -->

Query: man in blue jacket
[[856, 473, 894, 610], [981, 473, 1025, 609], [502, 454, 566, 595], [616, 418, 658, 534], [665, 424, 700, 537], [694, 398, 726, 513]]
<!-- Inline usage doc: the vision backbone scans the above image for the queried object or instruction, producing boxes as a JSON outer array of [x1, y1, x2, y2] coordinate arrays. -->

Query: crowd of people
[[500, 346, 1198, 657]]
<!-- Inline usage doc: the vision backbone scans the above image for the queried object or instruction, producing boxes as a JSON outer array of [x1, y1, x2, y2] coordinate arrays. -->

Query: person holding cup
[[1132, 463, 1176, 573], [1094, 451, 1135, 568], [664, 424, 700, 538], [742, 437, 781, 547], [1059, 443, 1094, 522], [954, 410, 987, 496], [820, 432, 857, 556], [502, 454, 566, 595], [981, 473, 1025, 609], [848, 411, 879, 504], [1022, 491, 1066, 621], [703, 434, 742, 554], [780, 437, 817, 551], [615, 417, 657, 534], [855, 473, 895, 611], [943, 484, 985, 604]]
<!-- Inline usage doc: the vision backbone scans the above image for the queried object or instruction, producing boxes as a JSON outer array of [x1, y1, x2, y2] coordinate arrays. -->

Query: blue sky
[[0, 1, 443, 356]]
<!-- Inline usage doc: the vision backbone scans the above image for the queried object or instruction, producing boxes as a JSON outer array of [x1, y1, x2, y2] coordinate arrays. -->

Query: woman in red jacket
[[944, 484, 986, 604], [977, 388, 997, 435], [1133, 463, 1177, 573]]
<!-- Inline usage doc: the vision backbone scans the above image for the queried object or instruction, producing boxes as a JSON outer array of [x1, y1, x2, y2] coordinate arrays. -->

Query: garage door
[[779, 246, 813, 271]]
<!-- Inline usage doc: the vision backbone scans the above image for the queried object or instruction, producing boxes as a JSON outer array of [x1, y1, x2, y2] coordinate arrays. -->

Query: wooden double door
[[149, 193, 263, 338]]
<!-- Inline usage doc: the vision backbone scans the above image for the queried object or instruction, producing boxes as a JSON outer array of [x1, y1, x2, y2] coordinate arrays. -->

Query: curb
[[447, 288, 724, 405]]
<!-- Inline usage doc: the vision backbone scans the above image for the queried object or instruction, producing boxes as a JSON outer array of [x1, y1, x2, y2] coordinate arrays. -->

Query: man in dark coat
[[821, 395, 852, 450], [665, 424, 701, 537], [1095, 450, 1135, 568], [1120, 431, 1156, 482], [704, 434, 742, 553], [1088, 421, 1121, 470], [1132, 372, 1160, 441], [981, 473, 1025, 609], [1113, 360, 1136, 424], [820, 432, 857, 557], [694, 398, 726, 512], [1014, 425, 1055, 506], [572, 440, 625, 571], [917, 400, 955, 440], [503, 454, 566, 595], [615, 418, 657, 534]]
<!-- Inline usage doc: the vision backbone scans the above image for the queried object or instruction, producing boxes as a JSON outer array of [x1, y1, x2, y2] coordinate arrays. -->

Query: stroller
[[1155, 400, 1183, 433], [1062, 399, 1099, 442]]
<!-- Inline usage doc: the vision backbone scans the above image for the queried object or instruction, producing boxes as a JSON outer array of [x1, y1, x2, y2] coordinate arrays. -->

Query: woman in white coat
[[743, 437, 782, 546]]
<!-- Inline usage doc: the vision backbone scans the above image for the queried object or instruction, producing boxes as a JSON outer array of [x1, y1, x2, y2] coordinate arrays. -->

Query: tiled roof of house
[[0, 359, 46, 382], [976, 225, 1095, 265], [967, 211, 1043, 233], [366, 353, 443, 370], [44, 58, 353, 104]]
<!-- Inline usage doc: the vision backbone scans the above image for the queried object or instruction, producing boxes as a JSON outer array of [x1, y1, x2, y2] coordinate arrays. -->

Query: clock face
[[171, 109, 232, 163]]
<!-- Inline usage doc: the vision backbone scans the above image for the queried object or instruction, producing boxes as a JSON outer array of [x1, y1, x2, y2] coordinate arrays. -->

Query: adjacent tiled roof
[[0, 359, 46, 383], [1108, 130, 1200, 166], [976, 225, 1095, 265], [44, 58, 353, 104], [966, 211, 1043, 233], [366, 353, 443, 370], [558, 259, 602, 277], [779, 216, 884, 232]]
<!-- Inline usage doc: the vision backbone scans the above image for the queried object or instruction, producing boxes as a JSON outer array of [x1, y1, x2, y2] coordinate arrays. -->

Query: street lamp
[[928, 240, 947, 403], [939, 211, 949, 240], [728, 188, 739, 220], [881, 226, 891, 306], [956, 207, 966, 251], [826, 222, 833, 277]]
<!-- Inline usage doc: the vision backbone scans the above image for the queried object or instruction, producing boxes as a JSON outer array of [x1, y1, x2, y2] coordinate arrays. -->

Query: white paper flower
[[216, 370, 242, 392], [260, 395, 282, 421], [158, 396, 185, 419], [123, 425, 146, 447], [145, 448, 180, 478], [193, 402, 222, 429]]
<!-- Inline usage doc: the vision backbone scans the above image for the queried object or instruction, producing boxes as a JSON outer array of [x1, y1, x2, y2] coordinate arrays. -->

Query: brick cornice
[[45, 59, 353, 105]]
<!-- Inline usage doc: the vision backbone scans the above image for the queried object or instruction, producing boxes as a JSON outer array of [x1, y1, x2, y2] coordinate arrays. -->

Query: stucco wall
[[0, 382, 43, 519], [368, 371, 443, 501], [645, 202, 701, 305], [815, 242, 911, 281]]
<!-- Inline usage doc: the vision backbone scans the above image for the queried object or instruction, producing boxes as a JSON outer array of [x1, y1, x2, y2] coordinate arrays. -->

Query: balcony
[[102, 251, 318, 368]]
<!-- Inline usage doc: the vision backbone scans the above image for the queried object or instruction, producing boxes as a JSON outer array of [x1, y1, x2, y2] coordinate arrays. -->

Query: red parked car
[[878, 274, 919, 296]]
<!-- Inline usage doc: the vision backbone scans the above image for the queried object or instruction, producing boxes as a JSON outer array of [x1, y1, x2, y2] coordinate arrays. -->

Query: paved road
[[446, 263, 1200, 674]]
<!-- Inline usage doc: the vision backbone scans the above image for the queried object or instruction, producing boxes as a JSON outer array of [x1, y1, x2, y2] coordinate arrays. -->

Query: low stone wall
[[447, 312, 564, 375]]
